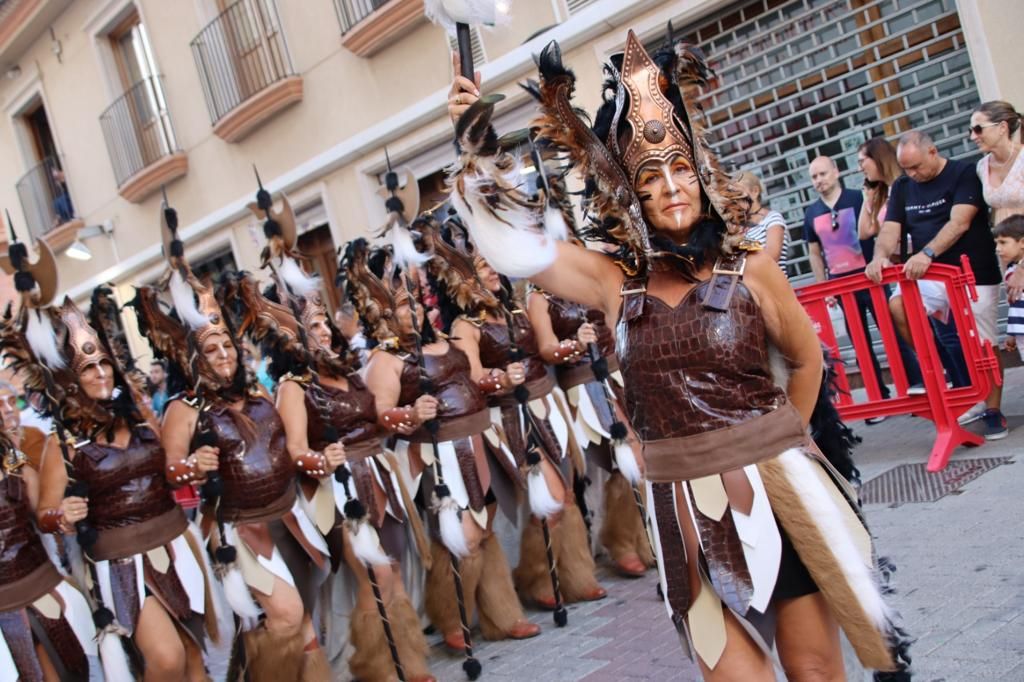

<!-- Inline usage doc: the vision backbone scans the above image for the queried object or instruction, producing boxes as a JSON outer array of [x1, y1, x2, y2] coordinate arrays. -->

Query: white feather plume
[[613, 440, 642, 486], [451, 185, 556, 279], [543, 203, 569, 242], [277, 255, 320, 298], [168, 271, 209, 330], [25, 309, 65, 369], [388, 220, 430, 269], [527, 467, 563, 520], [437, 497, 471, 558], [347, 519, 392, 567], [218, 564, 262, 630], [98, 629, 134, 682]]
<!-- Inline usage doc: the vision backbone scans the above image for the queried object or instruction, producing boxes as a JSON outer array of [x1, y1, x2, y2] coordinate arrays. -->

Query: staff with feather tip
[[378, 154, 484, 681], [0, 212, 135, 679], [247, 173, 436, 682]]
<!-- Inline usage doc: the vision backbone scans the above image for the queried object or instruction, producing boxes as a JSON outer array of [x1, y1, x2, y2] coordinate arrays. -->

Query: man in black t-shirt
[[866, 130, 1006, 439]]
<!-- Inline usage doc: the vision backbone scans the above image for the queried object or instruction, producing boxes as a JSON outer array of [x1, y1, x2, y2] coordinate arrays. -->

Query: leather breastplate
[[0, 476, 52, 586], [206, 397, 293, 513], [477, 312, 548, 383], [397, 345, 487, 423], [617, 271, 785, 442], [73, 427, 176, 531], [304, 375, 379, 450], [546, 294, 616, 362]]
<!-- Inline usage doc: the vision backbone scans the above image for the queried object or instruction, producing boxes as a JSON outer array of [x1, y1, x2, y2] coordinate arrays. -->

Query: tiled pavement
[[421, 367, 1024, 682]]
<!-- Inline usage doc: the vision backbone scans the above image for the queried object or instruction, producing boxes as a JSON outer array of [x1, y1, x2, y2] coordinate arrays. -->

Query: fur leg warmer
[[238, 625, 306, 682], [424, 540, 483, 637], [300, 641, 331, 682], [514, 517, 554, 603], [348, 594, 431, 682], [551, 502, 604, 603], [476, 534, 528, 640], [599, 472, 654, 566]]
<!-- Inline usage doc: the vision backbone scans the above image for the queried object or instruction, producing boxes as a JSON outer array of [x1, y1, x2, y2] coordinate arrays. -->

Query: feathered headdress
[[419, 212, 500, 316], [128, 195, 240, 397], [339, 239, 414, 347]]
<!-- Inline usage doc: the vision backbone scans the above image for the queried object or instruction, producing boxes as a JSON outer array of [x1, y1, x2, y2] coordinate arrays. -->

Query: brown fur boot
[[241, 625, 306, 682], [553, 502, 606, 603], [349, 594, 431, 682], [514, 517, 553, 605], [599, 472, 654, 575], [424, 540, 484, 644], [300, 639, 331, 682], [477, 534, 537, 640]]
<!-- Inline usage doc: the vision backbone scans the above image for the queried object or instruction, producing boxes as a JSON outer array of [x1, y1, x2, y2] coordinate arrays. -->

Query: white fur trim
[[438, 498, 471, 558], [451, 186, 557, 279], [543, 204, 569, 242], [347, 520, 392, 567], [613, 441, 642, 485], [776, 448, 889, 629], [527, 467, 563, 520], [99, 629, 134, 682], [53, 581, 98, 656]]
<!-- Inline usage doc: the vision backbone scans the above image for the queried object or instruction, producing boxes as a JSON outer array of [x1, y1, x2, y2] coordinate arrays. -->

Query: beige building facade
[[0, 0, 1021, 363]]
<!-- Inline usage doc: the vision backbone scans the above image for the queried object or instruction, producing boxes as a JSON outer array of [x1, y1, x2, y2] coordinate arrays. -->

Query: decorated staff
[[0, 220, 96, 682], [230, 175, 434, 682]]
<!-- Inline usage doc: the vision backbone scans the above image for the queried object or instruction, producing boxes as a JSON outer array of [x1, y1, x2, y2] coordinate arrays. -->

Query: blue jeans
[[929, 316, 970, 388]]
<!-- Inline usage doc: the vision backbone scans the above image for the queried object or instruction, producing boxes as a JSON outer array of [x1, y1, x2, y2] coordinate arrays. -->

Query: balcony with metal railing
[[334, 0, 426, 57], [99, 75, 188, 203], [190, 0, 302, 143], [14, 155, 83, 252]]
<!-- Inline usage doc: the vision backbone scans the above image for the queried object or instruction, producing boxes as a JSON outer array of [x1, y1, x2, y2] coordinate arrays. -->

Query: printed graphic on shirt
[[813, 206, 864, 274]]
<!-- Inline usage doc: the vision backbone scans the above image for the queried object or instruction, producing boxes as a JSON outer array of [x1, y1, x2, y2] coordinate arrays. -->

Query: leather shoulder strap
[[701, 251, 747, 312], [619, 275, 648, 322]]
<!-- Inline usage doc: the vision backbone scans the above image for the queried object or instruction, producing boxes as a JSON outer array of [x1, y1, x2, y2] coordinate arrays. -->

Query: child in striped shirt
[[994, 215, 1024, 361]]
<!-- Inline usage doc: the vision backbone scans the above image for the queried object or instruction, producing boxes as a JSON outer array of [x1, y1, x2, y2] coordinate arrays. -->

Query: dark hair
[[993, 214, 1024, 240], [858, 137, 901, 230], [976, 100, 1023, 142]]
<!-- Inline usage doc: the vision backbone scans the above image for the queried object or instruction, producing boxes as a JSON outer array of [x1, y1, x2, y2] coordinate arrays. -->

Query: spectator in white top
[[736, 171, 788, 271]]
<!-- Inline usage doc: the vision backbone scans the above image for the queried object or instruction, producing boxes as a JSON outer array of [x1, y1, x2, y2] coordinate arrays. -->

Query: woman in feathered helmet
[[447, 31, 910, 680], [220, 185, 436, 682], [0, 234, 215, 680], [132, 198, 331, 680]]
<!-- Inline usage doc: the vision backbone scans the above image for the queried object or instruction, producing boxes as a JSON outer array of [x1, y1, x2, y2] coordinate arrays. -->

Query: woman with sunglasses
[[971, 101, 1024, 226]]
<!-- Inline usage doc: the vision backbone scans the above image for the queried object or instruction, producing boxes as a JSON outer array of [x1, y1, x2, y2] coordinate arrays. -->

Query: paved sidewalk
[[422, 367, 1024, 681]]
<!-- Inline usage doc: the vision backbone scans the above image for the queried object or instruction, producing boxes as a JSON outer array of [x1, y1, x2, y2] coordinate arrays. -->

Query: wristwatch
[[921, 246, 937, 260]]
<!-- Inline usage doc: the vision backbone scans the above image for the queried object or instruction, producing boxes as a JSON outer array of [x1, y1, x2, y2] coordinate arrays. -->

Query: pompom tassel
[[437, 497, 471, 558], [527, 467, 563, 520], [277, 255, 320, 297], [346, 519, 392, 567], [613, 440, 642, 486], [97, 627, 134, 682]]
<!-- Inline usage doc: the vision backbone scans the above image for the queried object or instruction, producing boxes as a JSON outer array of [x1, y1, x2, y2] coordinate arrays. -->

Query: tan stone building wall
[[0, 0, 1020, 364]]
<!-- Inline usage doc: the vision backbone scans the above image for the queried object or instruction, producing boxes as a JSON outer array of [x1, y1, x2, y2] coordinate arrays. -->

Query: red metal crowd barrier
[[796, 255, 1001, 472]]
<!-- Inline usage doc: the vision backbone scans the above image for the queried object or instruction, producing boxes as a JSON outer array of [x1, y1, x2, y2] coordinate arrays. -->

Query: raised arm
[[530, 242, 625, 326]]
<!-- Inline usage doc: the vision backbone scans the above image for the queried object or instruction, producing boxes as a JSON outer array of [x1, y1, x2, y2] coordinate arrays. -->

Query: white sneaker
[[958, 403, 986, 425], [907, 383, 926, 395]]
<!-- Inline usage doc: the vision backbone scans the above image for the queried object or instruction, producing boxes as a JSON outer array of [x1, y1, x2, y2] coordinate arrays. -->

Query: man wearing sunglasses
[[803, 155, 901, 423], [866, 130, 1006, 440]]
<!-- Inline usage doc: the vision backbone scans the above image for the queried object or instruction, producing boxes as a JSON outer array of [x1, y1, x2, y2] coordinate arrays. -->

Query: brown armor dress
[[395, 344, 493, 514], [202, 395, 327, 611], [475, 313, 566, 470], [616, 257, 896, 671], [302, 374, 405, 560], [1, 474, 89, 681], [71, 425, 203, 644]]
